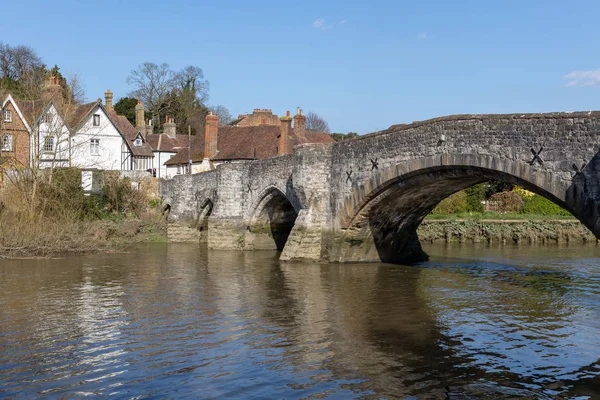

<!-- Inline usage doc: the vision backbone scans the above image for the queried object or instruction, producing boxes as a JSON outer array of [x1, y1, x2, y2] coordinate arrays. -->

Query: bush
[[522, 194, 571, 216], [101, 173, 147, 216], [432, 190, 467, 214], [489, 191, 524, 213]]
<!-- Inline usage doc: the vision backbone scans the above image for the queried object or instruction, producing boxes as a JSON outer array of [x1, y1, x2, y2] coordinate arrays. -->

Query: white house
[[36, 99, 123, 170], [36, 91, 154, 172]]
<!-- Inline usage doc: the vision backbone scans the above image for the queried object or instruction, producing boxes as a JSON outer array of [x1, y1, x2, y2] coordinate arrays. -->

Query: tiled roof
[[304, 130, 336, 144], [164, 125, 334, 166], [146, 133, 190, 153], [66, 100, 101, 130], [12, 98, 45, 127], [106, 109, 154, 157]]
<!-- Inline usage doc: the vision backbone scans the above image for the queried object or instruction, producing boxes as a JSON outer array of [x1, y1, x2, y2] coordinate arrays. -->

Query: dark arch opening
[[196, 200, 213, 243], [162, 203, 171, 221], [345, 166, 584, 265], [248, 189, 298, 251]]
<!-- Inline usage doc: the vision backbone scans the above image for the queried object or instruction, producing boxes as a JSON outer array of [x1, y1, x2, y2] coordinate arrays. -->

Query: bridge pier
[[279, 144, 333, 262], [330, 224, 428, 264]]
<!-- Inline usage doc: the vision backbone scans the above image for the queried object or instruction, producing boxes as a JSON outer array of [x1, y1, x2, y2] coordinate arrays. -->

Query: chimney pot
[[104, 89, 114, 111]]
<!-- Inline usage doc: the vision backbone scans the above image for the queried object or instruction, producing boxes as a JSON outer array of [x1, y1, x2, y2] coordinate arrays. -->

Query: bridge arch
[[332, 154, 584, 264], [245, 185, 299, 251]]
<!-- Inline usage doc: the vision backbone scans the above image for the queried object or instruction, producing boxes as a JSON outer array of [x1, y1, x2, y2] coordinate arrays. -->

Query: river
[[0, 243, 599, 399]]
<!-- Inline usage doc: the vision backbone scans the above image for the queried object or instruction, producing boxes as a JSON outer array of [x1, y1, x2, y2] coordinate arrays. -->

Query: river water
[[0, 243, 599, 399]]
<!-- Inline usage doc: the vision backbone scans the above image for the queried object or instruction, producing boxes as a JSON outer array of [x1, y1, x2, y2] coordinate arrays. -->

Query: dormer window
[[3, 110, 12, 122], [93, 114, 100, 126], [134, 137, 142, 147]]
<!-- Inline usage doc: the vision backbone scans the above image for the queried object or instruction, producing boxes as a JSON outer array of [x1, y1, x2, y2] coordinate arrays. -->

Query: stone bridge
[[160, 112, 600, 264]]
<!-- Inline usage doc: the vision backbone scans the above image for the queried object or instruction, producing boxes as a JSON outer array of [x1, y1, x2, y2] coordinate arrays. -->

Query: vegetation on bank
[[426, 183, 573, 219], [420, 182, 594, 244], [0, 168, 165, 258], [418, 219, 596, 244]]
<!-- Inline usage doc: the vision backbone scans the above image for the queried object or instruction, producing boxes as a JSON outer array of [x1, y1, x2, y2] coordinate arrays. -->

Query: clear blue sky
[[2, 0, 600, 134]]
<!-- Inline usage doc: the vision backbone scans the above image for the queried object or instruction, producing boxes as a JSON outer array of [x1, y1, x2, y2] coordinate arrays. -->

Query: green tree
[[114, 97, 139, 126], [465, 183, 486, 212]]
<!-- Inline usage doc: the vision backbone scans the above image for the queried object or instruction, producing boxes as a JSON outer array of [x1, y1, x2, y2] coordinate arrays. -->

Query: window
[[2, 135, 12, 151], [90, 139, 100, 155], [42, 112, 52, 124], [134, 138, 142, 147], [3, 110, 11, 122], [93, 114, 100, 126], [176, 165, 181, 175], [43, 136, 55, 153]]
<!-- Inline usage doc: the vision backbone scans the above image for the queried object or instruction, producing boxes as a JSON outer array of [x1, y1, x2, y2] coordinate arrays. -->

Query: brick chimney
[[293, 107, 306, 139], [135, 101, 145, 132], [42, 76, 61, 102], [279, 110, 292, 155], [145, 118, 153, 136], [164, 116, 177, 138], [104, 90, 113, 111], [204, 112, 219, 158]]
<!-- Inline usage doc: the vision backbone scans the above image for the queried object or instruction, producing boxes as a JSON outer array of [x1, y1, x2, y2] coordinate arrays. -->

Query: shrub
[[522, 194, 571, 216], [489, 191, 524, 213], [432, 190, 468, 214]]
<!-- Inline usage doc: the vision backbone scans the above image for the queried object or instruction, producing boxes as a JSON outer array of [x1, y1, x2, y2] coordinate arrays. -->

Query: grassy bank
[[0, 168, 166, 258]]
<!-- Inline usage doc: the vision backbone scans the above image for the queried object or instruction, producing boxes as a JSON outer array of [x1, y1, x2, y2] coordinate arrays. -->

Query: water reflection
[[0, 243, 599, 398]]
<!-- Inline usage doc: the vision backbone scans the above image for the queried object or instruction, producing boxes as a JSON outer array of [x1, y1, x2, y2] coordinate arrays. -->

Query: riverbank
[[0, 215, 166, 259], [418, 218, 596, 244], [0, 168, 167, 259]]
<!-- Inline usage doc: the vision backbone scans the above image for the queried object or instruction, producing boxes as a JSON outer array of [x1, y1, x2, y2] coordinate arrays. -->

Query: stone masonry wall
[[330, 113, 600, 228], [160, 112, 600, 263]]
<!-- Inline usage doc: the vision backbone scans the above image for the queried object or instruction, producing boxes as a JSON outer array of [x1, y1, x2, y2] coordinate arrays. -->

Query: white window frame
[[42, 112, 52, 124], [90, 139, 100, 155], [43, 136, 55, 153], [93, 114, 100, 126], [176, 165, 181, 175], [2, 134, 13, 151], [134, 138, 142, 147], [3, 110, 12, 123]]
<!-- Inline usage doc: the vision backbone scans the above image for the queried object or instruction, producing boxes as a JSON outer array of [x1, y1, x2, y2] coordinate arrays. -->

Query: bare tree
[[126, 62, 174, 120], [127, 62, 211, 133], [173, 66, 209, 104], [209, 105, 232, 126], [0, 42, 43, 81], [305, 111, 331, 133]]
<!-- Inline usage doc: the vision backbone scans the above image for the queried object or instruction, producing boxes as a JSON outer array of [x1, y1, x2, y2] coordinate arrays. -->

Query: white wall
[[71, 106, 124, 170], [37, 104, 71, 169], [155, 151, 176, 178]]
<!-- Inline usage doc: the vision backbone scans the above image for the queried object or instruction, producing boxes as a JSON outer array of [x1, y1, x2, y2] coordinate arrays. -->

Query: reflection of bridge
[[161, 112, 600, 264]]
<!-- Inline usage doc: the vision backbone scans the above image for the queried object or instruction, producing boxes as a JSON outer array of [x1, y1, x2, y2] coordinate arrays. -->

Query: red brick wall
[[236, 110, 282, 127], [1, 101, 30, 166]]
